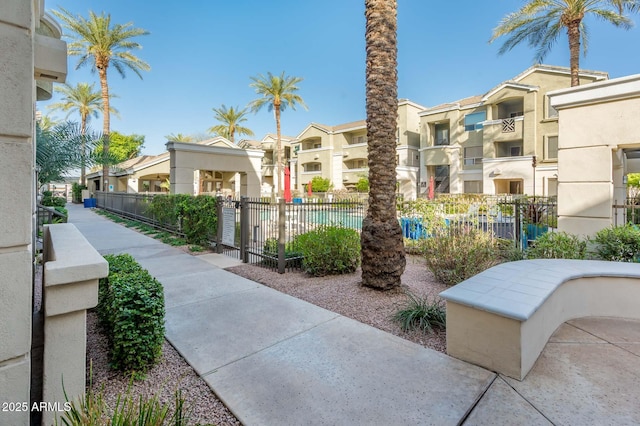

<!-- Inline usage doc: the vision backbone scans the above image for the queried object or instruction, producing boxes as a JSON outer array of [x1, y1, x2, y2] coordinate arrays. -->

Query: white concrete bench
[[439, 259, 640, 380]]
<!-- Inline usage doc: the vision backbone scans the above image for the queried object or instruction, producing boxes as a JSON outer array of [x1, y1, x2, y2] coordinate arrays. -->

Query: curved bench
[[439, 259, 640, 380]]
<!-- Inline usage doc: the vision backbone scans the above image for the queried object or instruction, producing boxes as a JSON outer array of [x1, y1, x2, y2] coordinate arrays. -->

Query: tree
[[490, 0, 639, 87], [208, 105, 254, 143], [53, 8, 150, 188], [310, 176, 332, 192], [94, 131, 145, 164], [361, 0, 405, 290], [48, 82, 116, 185], [249, 72, 307, 198], [37, 114, 58, 131], [165, 133, 193, 142], [36, 121, 100, 187]]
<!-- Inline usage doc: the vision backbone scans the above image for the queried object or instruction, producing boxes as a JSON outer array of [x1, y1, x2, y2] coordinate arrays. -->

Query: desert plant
[[294, 226, 361, 276], [526, 231, 587, 259], [393, 292, 446, 333], [57, 382, 189, 426], [423, 227, 504, 286], [593, 224, 640, 262]]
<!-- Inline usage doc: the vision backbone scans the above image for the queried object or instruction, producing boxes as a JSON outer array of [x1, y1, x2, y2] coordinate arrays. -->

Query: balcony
[[423, 145, 458, 166], [483, 116, 524, 142]]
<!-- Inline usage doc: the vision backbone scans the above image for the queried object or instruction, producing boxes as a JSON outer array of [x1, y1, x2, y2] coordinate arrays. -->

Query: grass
[[94, 209, 190, 248], [393, 291, 446, 333]]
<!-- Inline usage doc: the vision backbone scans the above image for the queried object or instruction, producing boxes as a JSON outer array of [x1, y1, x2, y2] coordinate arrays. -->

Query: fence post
[[278, 198, 286, 274], [514, 199, 522, 250], [240, 197, 248, 263], [216, 197, 224, 254]]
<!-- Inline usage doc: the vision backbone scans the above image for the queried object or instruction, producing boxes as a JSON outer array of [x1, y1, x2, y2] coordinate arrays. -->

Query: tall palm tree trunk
[[275, 103, 283, 198], [99, 67, 110, 191], [567, 19, 582, 86], [361, 0, 405, 290], [80, 112, 87, 186]]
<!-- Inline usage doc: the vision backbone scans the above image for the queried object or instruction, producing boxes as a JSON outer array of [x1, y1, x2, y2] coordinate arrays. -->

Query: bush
[[58, 384, 189, 426], [98, 254, 165, 375], [294, 226, 361, 276], [146, 194, 218, 245], [310, 176, 332, 192], [393, 292, 446, 333], [423, 227, 504, 286], [71, 182, 87, 203], [593, 224, 640, 262], [41, 190, 67, 208], [526, 231, 587, 259]]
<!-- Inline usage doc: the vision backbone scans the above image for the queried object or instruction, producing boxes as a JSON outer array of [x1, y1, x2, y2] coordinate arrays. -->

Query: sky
[[41, 1, 640, 156]]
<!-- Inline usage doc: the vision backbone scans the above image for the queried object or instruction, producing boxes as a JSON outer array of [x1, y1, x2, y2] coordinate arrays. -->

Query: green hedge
[[593, 224, 640, 262], [146, 194, 217, 245], [98, 254, 165, 375], [294, 226, 361, 276]]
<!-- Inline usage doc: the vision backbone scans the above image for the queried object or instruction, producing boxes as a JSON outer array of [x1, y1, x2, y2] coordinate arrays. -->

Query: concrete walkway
[[69, 204, 640, 425]]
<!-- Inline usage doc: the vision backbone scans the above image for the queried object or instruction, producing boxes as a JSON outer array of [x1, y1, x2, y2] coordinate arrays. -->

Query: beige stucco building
[[419, 65, 608, 197], [289, 99, 424, 199], [238, 133, 296, 196], [549, 74, 640, 237], [87, 136, 264, 198], [0, 2, 108, 425]]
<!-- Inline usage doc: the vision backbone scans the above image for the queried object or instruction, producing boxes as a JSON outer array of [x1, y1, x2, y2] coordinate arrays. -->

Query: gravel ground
[[41, 225, 447, 424]]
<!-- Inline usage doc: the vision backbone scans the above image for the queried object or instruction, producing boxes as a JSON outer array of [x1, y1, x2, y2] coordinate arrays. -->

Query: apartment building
[[419, 65, 608, 197], [239, 133, 296, 196], [290, 99, 425, 199]]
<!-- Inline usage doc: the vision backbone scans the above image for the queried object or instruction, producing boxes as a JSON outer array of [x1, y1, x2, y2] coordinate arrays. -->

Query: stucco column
[[42, 224, 108, 426]]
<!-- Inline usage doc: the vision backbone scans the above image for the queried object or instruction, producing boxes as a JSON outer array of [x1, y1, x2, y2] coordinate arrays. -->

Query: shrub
[[294, 226, 361, 276], [41, 190, 67, 208], [393, 292, 446, 333], [593, 224, 640, 262], [526, 231, 587, 259], [98, 254, 165, 375], [71, 182, 87, 203], [57, 383, 189, 426], [146, 194, 218, 245], [423, 227, 503, 286], [310, 176, 332, 192]]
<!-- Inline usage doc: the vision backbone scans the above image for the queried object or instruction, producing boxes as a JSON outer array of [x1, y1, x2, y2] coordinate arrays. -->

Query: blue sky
[[42, 1, 640, 155]]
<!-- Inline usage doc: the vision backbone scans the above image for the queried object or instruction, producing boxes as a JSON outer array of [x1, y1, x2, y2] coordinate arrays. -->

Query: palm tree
[[490, 0, 638, 87], [249, 72, 307, 198], [165, 133, 194, 142], [53, 8, 150, 189], [37, 114, 58, 131], [48, 82, 113, 185], [208, 105, 254, 143], [361, 0, 405, 290]]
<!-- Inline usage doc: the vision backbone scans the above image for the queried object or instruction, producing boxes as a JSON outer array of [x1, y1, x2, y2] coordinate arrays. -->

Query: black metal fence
[[612, 198, 640, 226], [94, 191, 557, 273]]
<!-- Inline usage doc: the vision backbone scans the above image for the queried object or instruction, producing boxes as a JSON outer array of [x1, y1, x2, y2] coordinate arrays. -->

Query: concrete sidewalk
[[69, 204, 640, 425]]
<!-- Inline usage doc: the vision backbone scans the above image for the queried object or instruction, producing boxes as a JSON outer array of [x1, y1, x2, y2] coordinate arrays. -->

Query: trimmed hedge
[[98, 254, 165, 375], [294, 225, 361, 276], [146, 194, 218, 245]]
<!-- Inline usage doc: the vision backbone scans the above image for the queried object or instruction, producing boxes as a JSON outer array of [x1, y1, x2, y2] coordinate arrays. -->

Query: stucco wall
[[0, 1, 37, 424], [550, 74, 640, 236]]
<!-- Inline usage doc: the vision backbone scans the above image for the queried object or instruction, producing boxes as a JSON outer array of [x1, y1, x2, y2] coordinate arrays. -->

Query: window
[[303, 163, 321, 172], [495, 140, 523, 158], [546, 96, 558, 118], [434, 123, 449, 145], [347, 159, 367, 169], [352, 135, 367, 145], [545, 136, 558, 160], [464, 146, 483, 166], [464, 111, 486, 131], [464, 180, 483, 194]]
